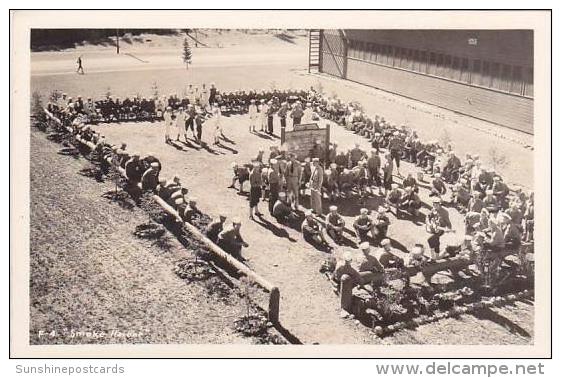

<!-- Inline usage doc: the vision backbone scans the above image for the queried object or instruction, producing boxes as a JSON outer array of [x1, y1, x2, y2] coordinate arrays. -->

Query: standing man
[[163, 106, 173, 143], [277, 102, 288, 132], [76, 55, 84, 75], [285, 153, 302, 210], [266, 100, 275, 135], [267, 159, 281, 215], [175, 107, 186, 141], [259, 99, 268, 132], [309, 157, 324, 215], [248, 99, 258, 132], [248, 162, 263, 219], [290, 101, 304, 127]]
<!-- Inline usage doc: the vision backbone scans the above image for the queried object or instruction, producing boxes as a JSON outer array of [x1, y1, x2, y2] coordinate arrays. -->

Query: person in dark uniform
[[248, 162, 263, 219], [205, 214, 226, 243], [76, 55, 84, 74]]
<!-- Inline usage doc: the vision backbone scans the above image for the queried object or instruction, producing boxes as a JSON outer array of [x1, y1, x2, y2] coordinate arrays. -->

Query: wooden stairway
[[308, 29, 321, 73]]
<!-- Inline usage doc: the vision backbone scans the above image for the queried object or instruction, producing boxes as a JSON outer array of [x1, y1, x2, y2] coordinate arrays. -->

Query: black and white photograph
[[10, 9, 551, 359]]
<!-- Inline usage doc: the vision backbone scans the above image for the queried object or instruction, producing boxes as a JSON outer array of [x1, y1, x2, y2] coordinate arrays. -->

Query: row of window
[[346, 40, 533, 98]]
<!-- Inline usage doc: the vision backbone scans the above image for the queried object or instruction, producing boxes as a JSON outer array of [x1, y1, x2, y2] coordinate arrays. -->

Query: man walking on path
[[76, 55, 84, 74]]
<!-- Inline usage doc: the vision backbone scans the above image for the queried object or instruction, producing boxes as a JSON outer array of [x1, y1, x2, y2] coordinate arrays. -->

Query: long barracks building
[[311, 29, 533, 134]]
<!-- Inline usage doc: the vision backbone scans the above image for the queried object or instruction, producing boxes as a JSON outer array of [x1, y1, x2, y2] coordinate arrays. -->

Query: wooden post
[[340, 274, 353, 312], [116, 29, 120, 54], [268, 286, 280, 324], [281, 125, 286, 144]]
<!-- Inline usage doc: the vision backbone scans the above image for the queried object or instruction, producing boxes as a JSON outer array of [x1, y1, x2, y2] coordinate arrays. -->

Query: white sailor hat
[[343, 252, 353, 262], [380, 238, 391, 246], [329, 205, 338, 211], [411, 245, 424, 255], [232, 217, 242, 224], [434, 173, 441, 178], [189, 197, 198, 203], [270, 158, 278, 164], [304, 209, 313, 217], [359, 242, 370, 251], [150, 162, 159, 168], [360, 208, 368, 215], [378, 205, 387, 212], [391, 183, 399, 189], [330, 163, 337, 169], [432, 198, 442, 204], [312, 157, 320, 162], [278, 192, 287, 198], [485, 189, 494, 195], [393, 131, 399, 136]]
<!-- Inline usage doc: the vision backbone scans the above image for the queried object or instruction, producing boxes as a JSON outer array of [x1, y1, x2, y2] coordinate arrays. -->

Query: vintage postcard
[[10, 10, 551, 358]]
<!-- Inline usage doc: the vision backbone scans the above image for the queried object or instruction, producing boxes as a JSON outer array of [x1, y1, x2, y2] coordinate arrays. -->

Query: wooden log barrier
[[42, 108, 282, 324]]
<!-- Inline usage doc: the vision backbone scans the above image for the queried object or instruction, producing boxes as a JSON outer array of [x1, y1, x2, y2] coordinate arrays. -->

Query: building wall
[[318, 29, 534, 134], [346, 59, 533, 133]]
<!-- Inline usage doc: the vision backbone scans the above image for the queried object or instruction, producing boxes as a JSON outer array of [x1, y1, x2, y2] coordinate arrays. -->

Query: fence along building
[[316, 29, 534, 134]]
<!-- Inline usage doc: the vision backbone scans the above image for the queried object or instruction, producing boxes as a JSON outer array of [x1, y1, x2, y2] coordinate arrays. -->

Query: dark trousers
[[196, 123, 202, 140], [280, 117, 286, 129], [391, 149, 401, 168], [186, 118, 194, 133], [267, 116, 274, 134], [269, 183, 279, 214]]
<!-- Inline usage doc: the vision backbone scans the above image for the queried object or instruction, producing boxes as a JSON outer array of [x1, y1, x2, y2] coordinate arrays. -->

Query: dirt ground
[[30, 31, 534, 345]]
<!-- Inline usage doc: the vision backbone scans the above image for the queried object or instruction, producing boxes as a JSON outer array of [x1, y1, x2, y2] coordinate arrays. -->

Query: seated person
[[338, 168, 354, 197], [353, 208, 374, 243], [378, 238, 405, 269], [373, 206, 391, 243], [402, 172, 419, 193], [325, 205, 345, 243], [482, 189, 500, 213], [400, 186, 422, 217], [333, 252, 362, 287], [406, 244, 429, 267], [141, 162, 160, 191], [429, 173, 447, 198], [206, 214, 227, 243], [124, 152, 143, 184], [387, 183, 404, 217], [451, 180, 471, 211], [301, 209, 329, 248], [229, 163, 250, 194], [272, 192, 299, 224], [183, 198, 203, 224], [356, 242, 384, 273], [483, 218, 506, 252], [217, 217, 249, 259]]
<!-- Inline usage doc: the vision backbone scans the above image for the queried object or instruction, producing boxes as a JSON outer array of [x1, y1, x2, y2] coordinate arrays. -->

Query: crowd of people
[[45, 85, 534, 280], [45, 101, 251, 260], [226, 88, 534, 287]]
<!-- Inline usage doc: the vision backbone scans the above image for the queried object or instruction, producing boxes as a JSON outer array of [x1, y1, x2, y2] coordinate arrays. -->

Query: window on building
[[412, 50, 421, 72], [428, 52, 437, 75], [370, 43, 378, 62], [460, 58, 470, 83], [419, 51, 428, 73], [500, 64, 512, 92], [481, 61, 491, 87], [471, 59, 482, 86], [490, 62, 501, 89], [451, 56, 461, 81], [524, 67, 533, 97], [436, 53, 444, 76], [443, 55, 452, 78], [511, 65, 523, 95], [387, 46, 395, 66]]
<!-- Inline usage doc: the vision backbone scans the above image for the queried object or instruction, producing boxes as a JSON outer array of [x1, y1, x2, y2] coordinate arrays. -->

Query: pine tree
[[182, 38, 192, 69]]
